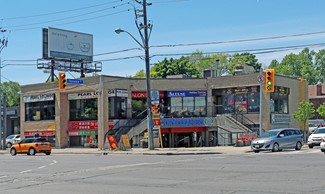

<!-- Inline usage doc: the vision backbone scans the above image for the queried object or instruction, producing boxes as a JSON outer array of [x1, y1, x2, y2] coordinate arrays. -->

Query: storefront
[[213, 86, 260, 114]]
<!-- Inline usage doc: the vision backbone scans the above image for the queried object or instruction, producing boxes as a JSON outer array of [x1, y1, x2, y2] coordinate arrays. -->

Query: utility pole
[[143, 0, 154, 150], [0, 32, 8, 149], [2, 93, 6, 149]]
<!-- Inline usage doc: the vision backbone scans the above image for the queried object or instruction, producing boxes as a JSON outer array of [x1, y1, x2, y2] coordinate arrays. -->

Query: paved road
[[0, 148, 324, 194]]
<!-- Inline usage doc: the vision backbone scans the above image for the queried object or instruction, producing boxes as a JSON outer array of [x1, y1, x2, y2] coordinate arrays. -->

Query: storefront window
[[170, 97, 206, 117], [25, 100, 55, 121], [70, 99, 98, 121], [109, 97, 127, 119], [248, 92, 260, 113], [132, 99, 147, 118], [235, 93, 248, 113], [223, 94, 234, 114], [270, 92, 288, 114]]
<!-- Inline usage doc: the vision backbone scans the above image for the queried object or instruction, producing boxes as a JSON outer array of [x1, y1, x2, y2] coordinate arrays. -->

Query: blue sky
[[1, 0, 325, 85]]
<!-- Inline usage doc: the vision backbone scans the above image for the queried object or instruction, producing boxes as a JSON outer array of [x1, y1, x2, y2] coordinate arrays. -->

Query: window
[[270, 93, 289, 114], [109, 97, 127, 119], [170, 97, 207, 117], [248, 92, 260, 113], [235, 93, 248, 113], [25, 100, 55, 121], [70, 99, 98, 121], [223, 94, 234, 114]]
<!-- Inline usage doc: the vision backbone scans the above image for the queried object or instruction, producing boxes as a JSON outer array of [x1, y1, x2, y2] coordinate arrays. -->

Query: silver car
[[251, 128, 304, 153], [6, 134, 21, 148]]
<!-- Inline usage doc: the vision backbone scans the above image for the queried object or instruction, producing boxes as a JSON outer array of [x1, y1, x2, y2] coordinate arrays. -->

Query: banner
[[107, 135, 118, 150]]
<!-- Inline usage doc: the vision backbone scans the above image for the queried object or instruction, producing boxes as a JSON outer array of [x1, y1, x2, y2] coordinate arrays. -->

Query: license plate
[[42, 144, 47, 147], [254, 145, 260, 148]]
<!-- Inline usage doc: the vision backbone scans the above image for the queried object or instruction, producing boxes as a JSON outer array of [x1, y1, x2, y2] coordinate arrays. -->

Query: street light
[[114, 28, 154, 150]]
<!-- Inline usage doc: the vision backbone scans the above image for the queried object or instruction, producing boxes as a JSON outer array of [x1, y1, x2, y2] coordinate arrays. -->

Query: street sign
[[257, 75, 265, 84], [67, 79, 84, 84], [151, 90, 159, 105]]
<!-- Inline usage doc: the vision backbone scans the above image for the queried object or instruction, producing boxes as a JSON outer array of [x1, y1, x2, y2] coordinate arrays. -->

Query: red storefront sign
[[154, 120, 160, 126], [25, 131, 55, 136], [68, 120, 115, 130], [132, 91, 164, 98], [107, 135, 119, 150]]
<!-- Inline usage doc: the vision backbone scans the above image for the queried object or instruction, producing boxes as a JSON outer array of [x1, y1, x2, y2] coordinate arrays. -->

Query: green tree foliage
[[316, 102, 325, 119], [227, 53, 262, 75], [268, 48, 321, 85], [1, 81, 20, 107], [292, 101, 315, 134]]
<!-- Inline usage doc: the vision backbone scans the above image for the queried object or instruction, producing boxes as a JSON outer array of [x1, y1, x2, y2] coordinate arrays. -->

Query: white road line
[[20, 169, 32, 174], [38, 166, 46, 169], [0, 176, 8, 179]]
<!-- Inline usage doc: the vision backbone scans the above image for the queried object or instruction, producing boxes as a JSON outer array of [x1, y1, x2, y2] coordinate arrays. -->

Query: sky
[[2, 0, 325, 86]]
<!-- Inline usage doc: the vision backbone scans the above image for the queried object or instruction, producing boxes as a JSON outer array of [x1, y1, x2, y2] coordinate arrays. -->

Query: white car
[[308, 128, 325, 148], [320, 139, 325, 154], [6, 134, 21, 148]]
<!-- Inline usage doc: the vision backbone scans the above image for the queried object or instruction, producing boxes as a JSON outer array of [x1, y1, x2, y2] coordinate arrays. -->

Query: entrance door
[[215, 96, 223, 114]]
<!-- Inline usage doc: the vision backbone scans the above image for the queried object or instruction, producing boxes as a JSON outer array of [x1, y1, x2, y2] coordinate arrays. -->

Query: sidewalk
[[0, 146, 252, 155]]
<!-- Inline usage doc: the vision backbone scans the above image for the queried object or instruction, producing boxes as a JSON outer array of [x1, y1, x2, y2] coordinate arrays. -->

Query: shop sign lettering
[[167, 90, 207, 97], [161, 117, 213, 128], [23, 93, 55, 103], [132, 91, 164, 98], [25, 131, 55, 136]]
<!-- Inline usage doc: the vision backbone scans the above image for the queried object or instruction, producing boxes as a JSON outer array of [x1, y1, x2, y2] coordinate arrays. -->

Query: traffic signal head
[[265, 69, 274, 92], [59, 72, 67, 91]]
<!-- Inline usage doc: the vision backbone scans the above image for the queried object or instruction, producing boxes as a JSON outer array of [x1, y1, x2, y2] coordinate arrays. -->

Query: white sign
[[271, 114, 291, 123], [23, 94, 55, 103], [48, 27, 93, 61], [68, 92, 99, 100], [257, 75, 265, 84]]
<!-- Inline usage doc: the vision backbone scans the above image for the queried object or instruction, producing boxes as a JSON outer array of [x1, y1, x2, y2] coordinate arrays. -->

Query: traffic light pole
[[259, 69, 263, 136]]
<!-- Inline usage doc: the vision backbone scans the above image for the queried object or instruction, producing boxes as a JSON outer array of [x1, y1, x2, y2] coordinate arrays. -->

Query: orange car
[[10, 137, 52, 156]]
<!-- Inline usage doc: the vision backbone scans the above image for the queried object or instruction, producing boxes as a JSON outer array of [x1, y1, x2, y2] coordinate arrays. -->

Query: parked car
[[10, 137, 52, 156], [251, 128, 304, 153], [6, 134, 21, 148], [309, 123, 318, 134], [320, 138, 325, 154], [307, 127, 325, 148]]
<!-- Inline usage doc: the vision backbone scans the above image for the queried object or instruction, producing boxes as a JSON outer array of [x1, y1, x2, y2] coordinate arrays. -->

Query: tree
[[227, 53, 262, 75], [268, 48, 319, 85], [316, 102, 325, 119], [292, 101, 315, 139], [1, 81, 20, 107]]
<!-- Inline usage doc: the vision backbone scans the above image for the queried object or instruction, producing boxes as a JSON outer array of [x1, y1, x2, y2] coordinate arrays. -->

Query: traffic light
[[265, 69, 274, 92], [59, 72, 67, 91]]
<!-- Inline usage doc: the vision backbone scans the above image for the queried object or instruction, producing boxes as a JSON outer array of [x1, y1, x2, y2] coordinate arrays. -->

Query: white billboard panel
[[48, 27, 93, 61]]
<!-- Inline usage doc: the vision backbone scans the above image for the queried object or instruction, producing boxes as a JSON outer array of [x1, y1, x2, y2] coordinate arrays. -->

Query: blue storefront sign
[[167, 90, 207, 97], [161, 117, 213, 128]]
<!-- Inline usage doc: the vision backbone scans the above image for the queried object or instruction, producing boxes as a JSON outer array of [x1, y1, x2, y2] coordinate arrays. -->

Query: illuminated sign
[[161, 117, 213, 128]]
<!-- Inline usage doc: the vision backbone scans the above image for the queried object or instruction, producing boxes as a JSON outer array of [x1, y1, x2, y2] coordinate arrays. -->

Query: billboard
[[46, 27, 93, 61]]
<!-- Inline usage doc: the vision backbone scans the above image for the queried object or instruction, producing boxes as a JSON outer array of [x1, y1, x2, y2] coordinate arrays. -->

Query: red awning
[[161, 127, 206, 133]]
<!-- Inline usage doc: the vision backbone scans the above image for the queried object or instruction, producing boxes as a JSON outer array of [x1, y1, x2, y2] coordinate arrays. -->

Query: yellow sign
[[144, 132, 148, 138], [36, 111, 41, 120], [122, 135, 131, 147], [48, 124, 56, 131]]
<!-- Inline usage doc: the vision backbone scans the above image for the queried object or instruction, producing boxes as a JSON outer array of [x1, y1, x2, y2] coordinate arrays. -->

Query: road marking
[[0, 176, 8, 179], [38, 166, 46, 169], [20, 169, 32, 174], [49, 160, 57, 166]]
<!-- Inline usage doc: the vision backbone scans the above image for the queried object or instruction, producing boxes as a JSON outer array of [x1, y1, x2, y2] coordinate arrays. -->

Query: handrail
[[103, 109, 148, 148]]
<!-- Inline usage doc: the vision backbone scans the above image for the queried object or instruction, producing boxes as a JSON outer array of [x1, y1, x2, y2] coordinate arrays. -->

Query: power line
[[0, 0, 123, 20], [150, 30, 325, 48], [6, 8, 134, 31], [98, 42, 325, 62], [93, 48, 142, 56], [3, 1, 131, 29]]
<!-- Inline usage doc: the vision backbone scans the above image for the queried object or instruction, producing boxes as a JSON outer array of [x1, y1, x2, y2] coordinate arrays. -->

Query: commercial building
[[20, 71, 307, 148]]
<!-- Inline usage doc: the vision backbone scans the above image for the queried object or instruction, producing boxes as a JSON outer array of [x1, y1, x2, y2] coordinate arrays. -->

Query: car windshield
[[313, 128, 325, 134], [6, 135, 15, 139], [260, 131, 279, 138]]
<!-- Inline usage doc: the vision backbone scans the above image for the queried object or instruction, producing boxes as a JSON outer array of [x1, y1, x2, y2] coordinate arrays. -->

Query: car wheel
[[10, 148, 17, 156], [253, 150, 260, 153], [28, 148, 36, 156], [6, 142, 12, 148], [308, 145, 314, 149], [272, 143, 279, 152], [45, 152, 51, 155], [295, 142, 302, 150]]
